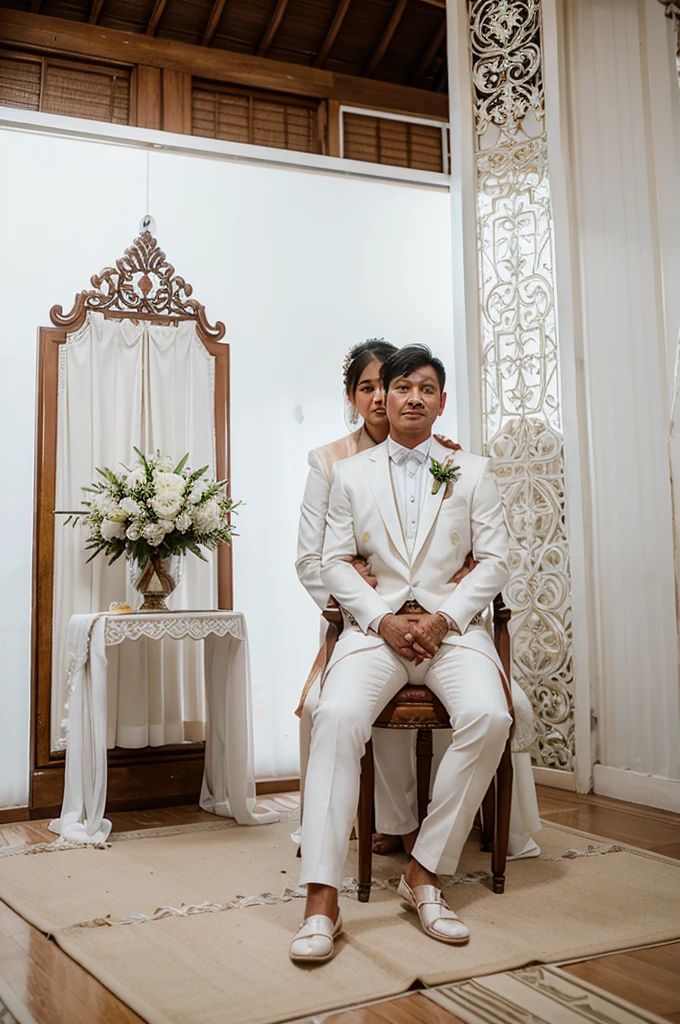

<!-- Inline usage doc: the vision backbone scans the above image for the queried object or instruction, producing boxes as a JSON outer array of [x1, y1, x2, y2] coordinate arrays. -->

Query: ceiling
[[0, 0, 449, 92]]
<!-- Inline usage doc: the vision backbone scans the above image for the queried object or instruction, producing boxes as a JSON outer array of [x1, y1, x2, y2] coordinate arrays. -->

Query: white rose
[[120, 497, 141, 516], [92, 492, 116, 516], [150, 494, 182, 519], [126, 521, 142, 541], [142, 522, 166, 546], [100, 519, 126, 541], [158, 519, 175, 534], [154, 471, 185, 496], [191, 499, 221, 534], [156, 456, 175, 472], [175, 511, 192, 533], [125, 465, 147, 488]]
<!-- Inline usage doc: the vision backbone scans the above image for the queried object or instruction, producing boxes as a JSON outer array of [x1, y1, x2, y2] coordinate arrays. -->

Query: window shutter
[[343, 113, 444, 173], [192, 82, 318, 154], [0, 55, 41, 111], [0, 51, 130, 125]]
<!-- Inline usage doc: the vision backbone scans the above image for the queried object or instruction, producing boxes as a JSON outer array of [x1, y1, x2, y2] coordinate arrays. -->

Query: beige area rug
[[0, 819, 679, 1024], [423, 965, 672, 1024]]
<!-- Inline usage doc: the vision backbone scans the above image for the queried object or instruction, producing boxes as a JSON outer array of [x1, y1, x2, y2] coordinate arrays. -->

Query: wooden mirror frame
[[30, 231, 232, 816]]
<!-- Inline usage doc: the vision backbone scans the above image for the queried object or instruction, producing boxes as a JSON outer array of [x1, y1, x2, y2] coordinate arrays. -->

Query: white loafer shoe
[[397, 876, 470, 944], [289, 912, 343, 963]]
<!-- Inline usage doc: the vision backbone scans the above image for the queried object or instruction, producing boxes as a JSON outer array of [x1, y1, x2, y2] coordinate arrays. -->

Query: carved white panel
[[468, 0, 575, 769]]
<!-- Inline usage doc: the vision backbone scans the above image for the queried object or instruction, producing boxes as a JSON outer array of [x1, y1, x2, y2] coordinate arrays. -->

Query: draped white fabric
[[52, 311, 217, 752]]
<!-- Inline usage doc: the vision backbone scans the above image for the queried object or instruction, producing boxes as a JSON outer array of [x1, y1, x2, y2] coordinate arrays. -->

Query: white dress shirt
[[367, 435, 456, 635], [387, 435, 432, 557]]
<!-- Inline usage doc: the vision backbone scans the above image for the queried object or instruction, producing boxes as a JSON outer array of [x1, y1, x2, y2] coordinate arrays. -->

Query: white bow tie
[[391, 449, 427, 472]]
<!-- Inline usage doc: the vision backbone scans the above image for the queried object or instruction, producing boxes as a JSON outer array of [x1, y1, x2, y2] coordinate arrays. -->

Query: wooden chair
[[329, 596, 514, 902]]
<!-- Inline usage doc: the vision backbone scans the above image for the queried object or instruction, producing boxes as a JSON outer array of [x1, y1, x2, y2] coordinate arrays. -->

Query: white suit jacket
[[296, 427, 374, 609], [320, 437, 510, 675]]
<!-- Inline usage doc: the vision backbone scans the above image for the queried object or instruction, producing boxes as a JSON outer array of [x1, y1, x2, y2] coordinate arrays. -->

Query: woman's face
[[351, 358, 388, 435]]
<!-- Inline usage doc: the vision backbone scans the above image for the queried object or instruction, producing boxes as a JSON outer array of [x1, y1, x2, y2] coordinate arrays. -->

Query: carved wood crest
[[49, 230, 226, 342]]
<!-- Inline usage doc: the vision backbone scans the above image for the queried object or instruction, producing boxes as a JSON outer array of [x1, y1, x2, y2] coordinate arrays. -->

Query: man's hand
[[378, 614, 424, 662], [452, 551, 478, 585], [404, 613, 449, 660]]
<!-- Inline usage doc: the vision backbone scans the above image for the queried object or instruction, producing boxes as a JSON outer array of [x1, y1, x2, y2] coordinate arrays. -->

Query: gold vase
[[129, 554, 183, 612]]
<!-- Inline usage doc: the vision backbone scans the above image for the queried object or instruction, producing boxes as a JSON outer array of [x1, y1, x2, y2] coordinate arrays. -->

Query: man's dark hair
[[344, 339, 397, 398], [381, 344, 446, 394]]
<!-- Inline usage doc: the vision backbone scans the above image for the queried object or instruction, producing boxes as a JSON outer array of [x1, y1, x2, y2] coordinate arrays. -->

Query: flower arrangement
[[64, 448, 239, 567], [429, 455, 460, 495]]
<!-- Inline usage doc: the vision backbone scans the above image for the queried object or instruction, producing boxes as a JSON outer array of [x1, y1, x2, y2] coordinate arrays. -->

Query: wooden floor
[[0, 786, 678, 1024]]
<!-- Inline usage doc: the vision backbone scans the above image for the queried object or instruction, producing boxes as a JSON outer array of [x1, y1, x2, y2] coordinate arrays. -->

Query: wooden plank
[[326, 993, 464, 1024], [135, 64, 162, 129], [146, 0, 169, 37], [88, 0, 106, 25], [411, 17, 445, 87], [201, 0, 228, 47], [257, 0, 291, 58], [314, 0, 352, 68], [0, 10, 448, 119], [365, 0, 409, 78], [327, 97, 341, 156], [162, 67, 191, 133], [0, 807, 29, 825]]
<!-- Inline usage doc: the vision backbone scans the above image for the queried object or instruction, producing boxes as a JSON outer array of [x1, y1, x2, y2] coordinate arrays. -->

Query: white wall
[[556, 0, 680, 803], [0, 128, 455, 807]]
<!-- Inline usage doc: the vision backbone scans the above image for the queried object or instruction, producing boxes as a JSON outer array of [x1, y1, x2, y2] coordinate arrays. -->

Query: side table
[[49, 610, 279, 844]]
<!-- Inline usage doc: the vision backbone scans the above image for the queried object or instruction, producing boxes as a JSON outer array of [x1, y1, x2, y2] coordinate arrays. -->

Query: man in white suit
[[290, 345, 512, 963]]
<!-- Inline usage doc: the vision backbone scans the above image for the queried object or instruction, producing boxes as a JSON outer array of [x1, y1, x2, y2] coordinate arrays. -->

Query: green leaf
[[174, 453, 189, 474]]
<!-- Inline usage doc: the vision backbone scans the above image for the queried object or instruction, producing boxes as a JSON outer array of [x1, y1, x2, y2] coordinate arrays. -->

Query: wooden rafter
[[418, 0, 445, 8], [313, 0, 351, 69], [257, 0, 291, 58], [201, 0, 228, 47], [410, 17, 445, 87], [88, 0, 106, 25], [365, 0, 409, 78], [145, 0, 168, 37], [0, 10, 449, 119]]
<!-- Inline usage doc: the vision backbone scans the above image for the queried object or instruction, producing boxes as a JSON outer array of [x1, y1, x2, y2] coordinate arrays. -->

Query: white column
[[556, 0, 680, 805]]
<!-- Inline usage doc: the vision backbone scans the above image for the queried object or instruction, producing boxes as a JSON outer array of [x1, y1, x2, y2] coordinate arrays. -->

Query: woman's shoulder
[[311, 427, 367, 477]]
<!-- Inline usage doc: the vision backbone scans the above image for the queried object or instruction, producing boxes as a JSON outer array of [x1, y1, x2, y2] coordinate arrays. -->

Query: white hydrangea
[[191, 499, 221, 534], [100, 519, 126, 541]]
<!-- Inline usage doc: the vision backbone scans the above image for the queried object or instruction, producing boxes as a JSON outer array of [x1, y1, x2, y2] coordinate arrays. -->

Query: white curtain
[[52, 311, 217, 751]]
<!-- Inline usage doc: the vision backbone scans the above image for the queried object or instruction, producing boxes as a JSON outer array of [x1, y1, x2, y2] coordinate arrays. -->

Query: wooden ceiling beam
[[88, 0, 106, 25], [201, 0, 228, 47], [257, 0, 291, 58], [410, 17, 445, 87], [365, 0, 408, 78], [313, 0, 351, 69], [417, 0, 445, 8], [0, 10, 448, 118], [145, 0, 168, 37]]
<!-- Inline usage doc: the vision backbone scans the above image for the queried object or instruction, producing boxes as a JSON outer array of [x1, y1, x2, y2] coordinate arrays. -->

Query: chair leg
[[415, 728, 433, 825], [492, 738, 513, 894], [357, 738, 374, 903], [480, 776, 495, 853]]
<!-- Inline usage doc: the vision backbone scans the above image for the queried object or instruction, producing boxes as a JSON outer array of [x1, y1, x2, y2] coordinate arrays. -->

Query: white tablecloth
[[49, 611, 279, 844]]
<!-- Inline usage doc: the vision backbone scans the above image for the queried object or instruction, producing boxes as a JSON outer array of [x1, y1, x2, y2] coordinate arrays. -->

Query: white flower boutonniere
[[429, 456, 460, 495]]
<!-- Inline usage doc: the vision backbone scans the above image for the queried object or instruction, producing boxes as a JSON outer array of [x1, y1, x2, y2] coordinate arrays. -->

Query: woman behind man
[[295, 340, 540, 859]]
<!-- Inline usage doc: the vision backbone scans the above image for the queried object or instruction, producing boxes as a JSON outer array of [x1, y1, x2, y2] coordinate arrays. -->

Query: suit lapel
[[363, 445, 409, 565], [411, 439, 455, 562]]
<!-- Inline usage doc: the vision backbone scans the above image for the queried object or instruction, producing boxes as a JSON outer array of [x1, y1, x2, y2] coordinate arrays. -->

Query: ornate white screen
[[468, 0, 574, 770]]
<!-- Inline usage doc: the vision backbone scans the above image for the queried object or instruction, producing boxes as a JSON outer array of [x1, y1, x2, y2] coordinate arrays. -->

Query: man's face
[[386, 366, 446, 439]]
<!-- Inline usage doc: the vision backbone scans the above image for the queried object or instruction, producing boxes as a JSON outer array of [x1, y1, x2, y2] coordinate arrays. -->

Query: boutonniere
[[429, 456, 460, 495]]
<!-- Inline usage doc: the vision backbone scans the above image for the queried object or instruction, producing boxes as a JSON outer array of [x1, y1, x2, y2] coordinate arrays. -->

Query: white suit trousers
[[300, 642, 512, 890]]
